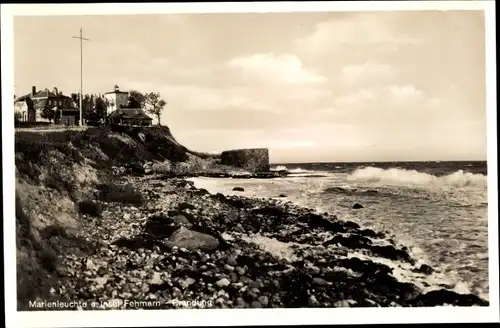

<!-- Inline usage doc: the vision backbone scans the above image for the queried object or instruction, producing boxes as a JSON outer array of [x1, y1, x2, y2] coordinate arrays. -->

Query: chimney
[[53, 87, 58, 95], [32, 86, 36, 96]]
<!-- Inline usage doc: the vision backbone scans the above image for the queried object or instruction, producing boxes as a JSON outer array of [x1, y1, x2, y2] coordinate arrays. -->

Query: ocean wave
[[272, 165, 317, 174], [347, 167, 487, 188]]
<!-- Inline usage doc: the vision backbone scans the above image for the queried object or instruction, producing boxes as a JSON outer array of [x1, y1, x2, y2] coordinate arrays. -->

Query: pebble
[[224, 264, 235, 272], [235, 266, 246, 275], [312, 277, 329, 286], [180, 277, 196, 289], [309, 295, 319, 306], [251, 279, 264, 289], [235, 297, 247, 307], [258, 296, 269, 307], [227, 256, 238, 267], [250, 301, 263, 308], [229, 273, 239, 283], [333, 300, 350, 307], [216, 278, 231, 288], [172, 287, 182, 297], [123, 213, 131, 220]]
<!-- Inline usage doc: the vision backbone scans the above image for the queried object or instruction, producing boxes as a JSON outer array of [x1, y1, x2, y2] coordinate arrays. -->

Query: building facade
[[103, 85, 129, 115], [14, 86, 79, 124]]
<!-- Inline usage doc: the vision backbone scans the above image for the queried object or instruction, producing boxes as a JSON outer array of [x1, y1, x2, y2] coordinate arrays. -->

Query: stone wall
[[220, 148, 270, 172]]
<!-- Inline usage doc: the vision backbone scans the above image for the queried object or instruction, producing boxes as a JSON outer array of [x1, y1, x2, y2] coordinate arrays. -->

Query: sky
[[13, 10, 487, 163]]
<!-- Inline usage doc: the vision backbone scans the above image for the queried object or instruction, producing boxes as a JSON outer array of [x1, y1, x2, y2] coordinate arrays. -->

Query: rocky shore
[[39, 172, 489, 310]]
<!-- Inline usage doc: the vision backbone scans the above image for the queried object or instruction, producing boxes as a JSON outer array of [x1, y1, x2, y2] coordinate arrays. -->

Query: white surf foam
[[348, 167, 487, 188]]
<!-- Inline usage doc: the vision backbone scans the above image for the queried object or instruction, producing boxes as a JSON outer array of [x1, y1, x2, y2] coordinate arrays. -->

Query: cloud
[[295, 13, 420, 57], [334, 84, 426, 110], [228, 53, 327, 86], [340, 61, 398, 86]]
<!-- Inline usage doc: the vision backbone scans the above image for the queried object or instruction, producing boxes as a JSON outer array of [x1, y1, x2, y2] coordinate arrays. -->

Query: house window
[[58, 100, 62, 106]]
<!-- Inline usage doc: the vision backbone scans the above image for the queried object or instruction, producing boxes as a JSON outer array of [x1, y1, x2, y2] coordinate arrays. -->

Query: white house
[[103, 85, 129, 115]]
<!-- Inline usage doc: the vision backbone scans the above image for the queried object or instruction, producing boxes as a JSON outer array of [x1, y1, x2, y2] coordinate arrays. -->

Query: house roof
[[14, 94, 32, 102], [108, 108, 153, 121]]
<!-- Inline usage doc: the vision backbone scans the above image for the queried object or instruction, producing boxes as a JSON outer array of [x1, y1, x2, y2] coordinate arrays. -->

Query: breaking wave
[[272, 165, 316, 174], [348, 167, 487, 188]]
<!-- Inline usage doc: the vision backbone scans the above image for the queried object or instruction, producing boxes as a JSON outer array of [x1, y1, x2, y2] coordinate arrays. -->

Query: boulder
[[77, 200, 102, 217], [232, 187, 245, 192], [413, 264, 434, 275], [220, 148, 270, 172], [352, 203, 364, 209], [163, 227, 219, 251], [409, 289, 489, 307]]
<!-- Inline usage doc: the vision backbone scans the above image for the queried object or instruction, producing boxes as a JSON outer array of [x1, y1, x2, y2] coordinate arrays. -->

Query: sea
[[188, 161, 489, 300]]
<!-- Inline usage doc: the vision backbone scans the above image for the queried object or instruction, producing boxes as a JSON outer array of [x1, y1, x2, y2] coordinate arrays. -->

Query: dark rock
[[193, 188, 210, 196], [163, 227, 220, 251], [278, 194, 287, 198], [343, 220, 360, 230], [358, 229, 378, 238], [177, 202, 195, 211], [409, 289, 489, 307], [232, 187, 245, 192], [353, 203, 364, 209], [413, 264, 434, 275], [77, 200, 102, 217], [299, 213, 346, 233], [371, 245, 414, 264], [250, 300, 263, 308], [252, 206, 285, 217], [324, 234, 372, 249], [144, 214, 183, 239]]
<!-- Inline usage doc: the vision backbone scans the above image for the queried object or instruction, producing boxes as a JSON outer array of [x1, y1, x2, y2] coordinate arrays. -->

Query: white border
[[2, 2, 498, 327]]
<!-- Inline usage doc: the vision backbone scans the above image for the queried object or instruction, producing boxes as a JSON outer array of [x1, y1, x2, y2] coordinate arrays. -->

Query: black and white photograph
[[2, 1, 498, 327]]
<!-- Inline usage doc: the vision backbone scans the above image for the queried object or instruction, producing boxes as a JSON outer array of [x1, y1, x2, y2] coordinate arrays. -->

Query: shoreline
[[30, 172, 489, 310]]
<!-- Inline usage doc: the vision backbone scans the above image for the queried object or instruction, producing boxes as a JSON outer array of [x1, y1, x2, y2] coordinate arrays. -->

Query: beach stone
[[250, 279, 264, 289], [309, 295, 319, 306], [216, 278, 231, 288], [123, 213, 131, 220], [250, 300, 263, 308], [352, 203, 364, 209], [232, 187, 245, 192], [227, 256, 238, 267], [312, 277, 329, 286], [235, 266, 246, 275], [235, 297, 247, 308], [414, 264, 434, 275], [230, 273, 239, 283], [164, 227, 219, 251], [180, 277, 196, 289], [171, 214, 192, 227], [258, 296, 269, 307]]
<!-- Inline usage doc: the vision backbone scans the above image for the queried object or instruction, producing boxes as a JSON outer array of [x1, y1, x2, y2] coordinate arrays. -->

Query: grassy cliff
[[14, 125, 217, 309]]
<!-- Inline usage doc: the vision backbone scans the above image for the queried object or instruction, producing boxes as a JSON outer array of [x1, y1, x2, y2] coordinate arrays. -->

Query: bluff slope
[[15, 125, 226, 309]]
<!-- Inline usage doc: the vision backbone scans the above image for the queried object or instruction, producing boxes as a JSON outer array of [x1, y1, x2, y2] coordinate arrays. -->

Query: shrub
[[97, 183, 144, 205], [77, 200, 102, 217]]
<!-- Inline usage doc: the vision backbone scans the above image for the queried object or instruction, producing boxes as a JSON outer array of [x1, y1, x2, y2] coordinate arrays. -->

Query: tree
[[94, 97, 107, 121], [54, 108, 62, 124], [41, 107, 55, 122], [126, 96, 142, 109], [144, 92, 167, 126], [129, 90, 146, 109]]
